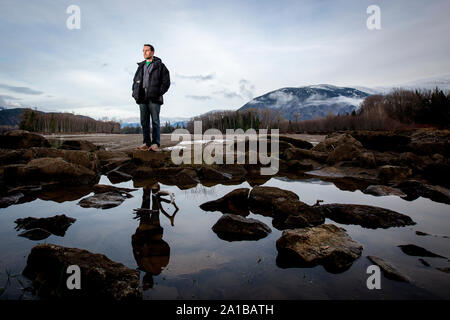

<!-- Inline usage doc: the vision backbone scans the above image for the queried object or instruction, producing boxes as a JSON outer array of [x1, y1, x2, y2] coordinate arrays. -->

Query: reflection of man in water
[[132, 183, 170, 290]]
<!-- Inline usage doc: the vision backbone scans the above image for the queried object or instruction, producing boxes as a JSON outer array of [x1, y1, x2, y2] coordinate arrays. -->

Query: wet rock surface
[[212, 214, 271, 241], [271, 199, 324, 229], [0, 130, 50, 149], [318, 203, 415, 229], [22, 244, 142, 299], [394, 180, 450, 204], [4, 157, 98, 186], [398, 244, 447, 259], [77, 191, 128, 209], [57, 139, 102, 152], [363, 185, 407, 197], [200, 188, 250, 216], [276, 224, 363, 273], [248, 186, 299, 216], [367, 256, 410, 282]]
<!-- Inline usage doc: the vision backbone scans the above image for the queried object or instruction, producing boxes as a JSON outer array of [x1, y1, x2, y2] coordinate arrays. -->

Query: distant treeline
[[295, 88, 450, 133], [19, 108, 121, 134], [182, 88, 450, 134], [185, 108, 283, 133]]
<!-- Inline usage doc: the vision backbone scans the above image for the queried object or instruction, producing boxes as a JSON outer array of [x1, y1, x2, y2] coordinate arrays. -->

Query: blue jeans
[[139, 101, 161, 147]]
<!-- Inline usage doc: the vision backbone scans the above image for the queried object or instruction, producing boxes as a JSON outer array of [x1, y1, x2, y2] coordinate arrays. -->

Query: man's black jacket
[[132, 56, 170, 105]]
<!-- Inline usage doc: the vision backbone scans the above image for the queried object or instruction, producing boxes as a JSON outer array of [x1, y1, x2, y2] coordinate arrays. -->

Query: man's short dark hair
[[143, 44, 154, 51]]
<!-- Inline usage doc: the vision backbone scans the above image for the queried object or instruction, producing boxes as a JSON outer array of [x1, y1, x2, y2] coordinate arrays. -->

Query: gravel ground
[[43, 133, 326, 151]]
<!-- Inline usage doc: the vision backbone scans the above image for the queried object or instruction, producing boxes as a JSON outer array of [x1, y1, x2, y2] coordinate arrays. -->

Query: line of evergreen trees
[[183, 88, 449, 133], [19, 108, 121, 134]]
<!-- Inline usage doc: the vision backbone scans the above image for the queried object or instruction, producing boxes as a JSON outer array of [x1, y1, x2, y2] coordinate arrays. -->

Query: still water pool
[[0, 175, 449, 299]]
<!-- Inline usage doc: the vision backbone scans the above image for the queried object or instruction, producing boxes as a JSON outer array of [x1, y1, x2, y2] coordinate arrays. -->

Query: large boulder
[[349, 131, 411, 152], [276, 224, 363, 273], [174, 168, 199, 189], [406, 129, 450, 157], [394, 180, 450, 204], [0, 149, 34, 165], [283, 147, 328, 162], [422, 161, 450, 188], [3, 157, 98, 185], [58, 140, 102, 152], [0, 130, 50, 149], [363, 185, 407, 197], [22, 244, 142, 299], [318, 203, 415, 229], [271, 199, 324, 230], [313, 133, 363, 152], [92, 184, 136, 196], [277, 135, 313, 150], [77, 191, 128, 209], [326, 143, 364, 164], [198, 166, 232, 181], [200, 188, 250, 216], [211, 214, 271, 241], [248, 186, 299, 216], [315, 133, 365, 164], [132, 150, 172, 167], [377, 165, 412, 182], [30, 147, 100, 172]]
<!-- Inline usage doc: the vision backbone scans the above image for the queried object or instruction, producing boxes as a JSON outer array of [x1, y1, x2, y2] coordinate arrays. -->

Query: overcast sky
[[1, 0, 449, 122]]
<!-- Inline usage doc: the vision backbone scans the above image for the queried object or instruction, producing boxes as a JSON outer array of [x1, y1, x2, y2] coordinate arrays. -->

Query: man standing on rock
[[132, 44, 170, 152]]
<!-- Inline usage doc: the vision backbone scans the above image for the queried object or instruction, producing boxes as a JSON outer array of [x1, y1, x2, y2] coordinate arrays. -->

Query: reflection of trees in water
[[131, 183, 178, 290]]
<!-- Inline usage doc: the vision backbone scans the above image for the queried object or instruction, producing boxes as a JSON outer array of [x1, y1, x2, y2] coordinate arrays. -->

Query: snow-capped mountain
[[354, 73, 450, 95], [239, 84, 370, 121]]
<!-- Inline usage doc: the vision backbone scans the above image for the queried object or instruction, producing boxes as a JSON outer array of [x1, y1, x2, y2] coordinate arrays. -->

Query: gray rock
[[395, 180, 450, 204], [398, 244, 447, 259], [4, 157, 98, 186], [313, 133, 363, 153], [92, 184, 136, 196], [0, 130, 50, 149], [77, 191, 127, 209], [364, 185, 407, 197], [248, 185, 299, 216], [22, 244, 142, 299], [367, 256, 410, 282], [58, 140, 101, 152], [174, 168, 199, 188], [272, 199, 324, 230], [276, 224, 363, 273], [200, 188, 250, 216], [212, 214, 271, 241], [318, 203, 415, 229], [378, 165, 412, 182], [283, 147, 328, 162]]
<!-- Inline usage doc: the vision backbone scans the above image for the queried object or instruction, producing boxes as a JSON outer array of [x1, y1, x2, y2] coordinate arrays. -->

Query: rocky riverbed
[[0, 129, 449, 299]]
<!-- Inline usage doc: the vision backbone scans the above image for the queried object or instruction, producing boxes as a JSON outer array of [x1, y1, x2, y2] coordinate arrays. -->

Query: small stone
[[212, 214, 271, 241], [398, 244, 447, 259], [367, 256, 410, 282]]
